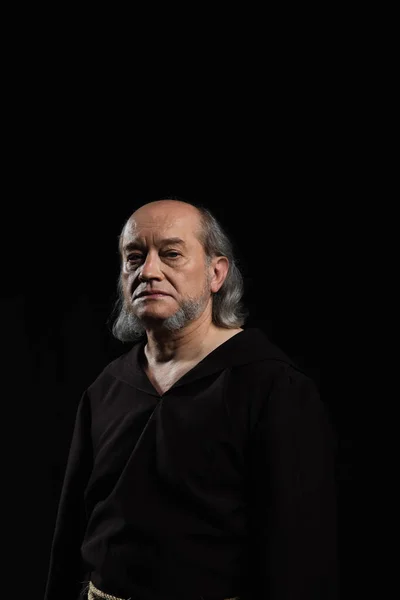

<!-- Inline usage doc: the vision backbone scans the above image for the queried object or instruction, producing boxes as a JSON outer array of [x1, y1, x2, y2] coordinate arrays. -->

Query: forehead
[[122, 202, 202, 245]]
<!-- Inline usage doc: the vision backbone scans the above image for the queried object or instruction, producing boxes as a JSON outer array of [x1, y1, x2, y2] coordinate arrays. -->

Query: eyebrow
[[122, 237, 186, 254]]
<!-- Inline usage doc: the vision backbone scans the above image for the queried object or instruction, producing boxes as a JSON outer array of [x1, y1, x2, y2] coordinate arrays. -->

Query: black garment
[[44, 328, 338, 600]]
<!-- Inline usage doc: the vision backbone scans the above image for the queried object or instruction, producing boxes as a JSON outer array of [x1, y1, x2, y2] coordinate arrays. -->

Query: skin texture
[[119, 200, 242, 392]]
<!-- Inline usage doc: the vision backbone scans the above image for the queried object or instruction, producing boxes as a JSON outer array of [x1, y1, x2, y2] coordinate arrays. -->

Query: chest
[[144, 361, 199, 395]]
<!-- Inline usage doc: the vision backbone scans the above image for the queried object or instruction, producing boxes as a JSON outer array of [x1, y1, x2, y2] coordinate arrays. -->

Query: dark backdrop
[[3, 184, 350, 598]]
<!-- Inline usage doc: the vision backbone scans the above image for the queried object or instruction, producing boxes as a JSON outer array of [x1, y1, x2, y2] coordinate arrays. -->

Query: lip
[[135, 291, 170, 299]]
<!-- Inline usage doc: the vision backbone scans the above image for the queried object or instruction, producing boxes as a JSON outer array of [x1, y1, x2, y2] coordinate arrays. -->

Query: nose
[[137, 251, 163, 282]]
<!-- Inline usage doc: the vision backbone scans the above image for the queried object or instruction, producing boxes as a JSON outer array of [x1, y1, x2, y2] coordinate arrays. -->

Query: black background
[[2, 105, 351, 598]]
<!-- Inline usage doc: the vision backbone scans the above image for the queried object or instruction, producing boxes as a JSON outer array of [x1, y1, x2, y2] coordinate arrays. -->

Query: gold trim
[[88, 580, 131, 600]]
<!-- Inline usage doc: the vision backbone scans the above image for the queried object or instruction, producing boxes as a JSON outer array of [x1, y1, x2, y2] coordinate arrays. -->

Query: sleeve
[[245, 367, 339, 600], [44, 391, 93, 600]]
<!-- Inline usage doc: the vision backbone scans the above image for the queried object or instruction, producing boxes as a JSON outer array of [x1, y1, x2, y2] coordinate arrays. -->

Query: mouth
[[135, 291, 170, 299]]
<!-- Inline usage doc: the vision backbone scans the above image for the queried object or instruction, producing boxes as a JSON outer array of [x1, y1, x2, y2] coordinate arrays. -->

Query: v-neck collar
[[106, 328, 297, 397]]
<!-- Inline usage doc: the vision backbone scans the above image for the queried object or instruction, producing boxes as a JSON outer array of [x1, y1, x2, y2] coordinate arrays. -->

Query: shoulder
[[86, 339, 143, 394], [227, 327, 310, 379], [225, 327, 323, 424]]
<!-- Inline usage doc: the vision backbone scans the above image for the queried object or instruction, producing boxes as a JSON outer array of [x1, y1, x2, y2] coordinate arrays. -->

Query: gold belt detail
[[88, 580, 240, 600]]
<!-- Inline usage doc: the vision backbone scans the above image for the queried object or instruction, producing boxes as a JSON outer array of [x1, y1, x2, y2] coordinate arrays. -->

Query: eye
[[127, 253, 143, 263], [164, 251, 180, 258]]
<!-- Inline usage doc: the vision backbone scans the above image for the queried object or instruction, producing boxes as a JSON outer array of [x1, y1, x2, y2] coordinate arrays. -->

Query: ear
[[210, 256, 229, 293]]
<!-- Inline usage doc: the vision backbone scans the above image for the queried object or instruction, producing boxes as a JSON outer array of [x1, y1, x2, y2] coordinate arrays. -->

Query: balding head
[[132, 199, 201, 220], [119, 199, 204, 256]]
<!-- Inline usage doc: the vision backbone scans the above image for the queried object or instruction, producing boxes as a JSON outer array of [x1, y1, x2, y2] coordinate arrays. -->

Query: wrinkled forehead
[[120, 208, 203, 250]]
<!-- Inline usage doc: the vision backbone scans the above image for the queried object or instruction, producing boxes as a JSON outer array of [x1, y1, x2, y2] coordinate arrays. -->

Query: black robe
[[44, 328, 338, 600]]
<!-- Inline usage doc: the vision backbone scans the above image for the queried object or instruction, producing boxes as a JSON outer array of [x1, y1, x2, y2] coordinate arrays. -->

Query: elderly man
[[45, 199, 338, 600]]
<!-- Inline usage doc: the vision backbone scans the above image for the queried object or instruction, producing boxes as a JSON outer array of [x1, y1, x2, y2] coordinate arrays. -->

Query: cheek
[[121, 273, 134, 298], [182, 272, 208, 294]]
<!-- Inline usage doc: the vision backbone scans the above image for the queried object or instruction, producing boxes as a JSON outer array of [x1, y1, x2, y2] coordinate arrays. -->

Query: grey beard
[[112, 291, 210, 343]]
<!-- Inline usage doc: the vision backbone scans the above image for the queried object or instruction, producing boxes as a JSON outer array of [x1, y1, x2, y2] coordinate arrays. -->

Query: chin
[[136, 307, 173, 320], [140, 308, 191, 332]]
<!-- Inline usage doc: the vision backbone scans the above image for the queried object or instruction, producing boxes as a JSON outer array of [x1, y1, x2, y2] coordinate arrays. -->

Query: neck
[[144, 312, 217, 364]]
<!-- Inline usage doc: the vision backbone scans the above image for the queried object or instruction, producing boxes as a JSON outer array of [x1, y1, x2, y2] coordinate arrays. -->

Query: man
[[44, 199, 338, 600]]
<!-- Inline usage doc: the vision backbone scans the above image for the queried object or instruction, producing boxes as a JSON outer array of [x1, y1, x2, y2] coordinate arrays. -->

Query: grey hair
[[110, 200, 248, 342], [195, 205, 248, 328]]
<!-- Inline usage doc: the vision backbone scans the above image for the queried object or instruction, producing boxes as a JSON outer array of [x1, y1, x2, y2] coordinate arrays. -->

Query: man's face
[[120, 201, 213, 327]]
